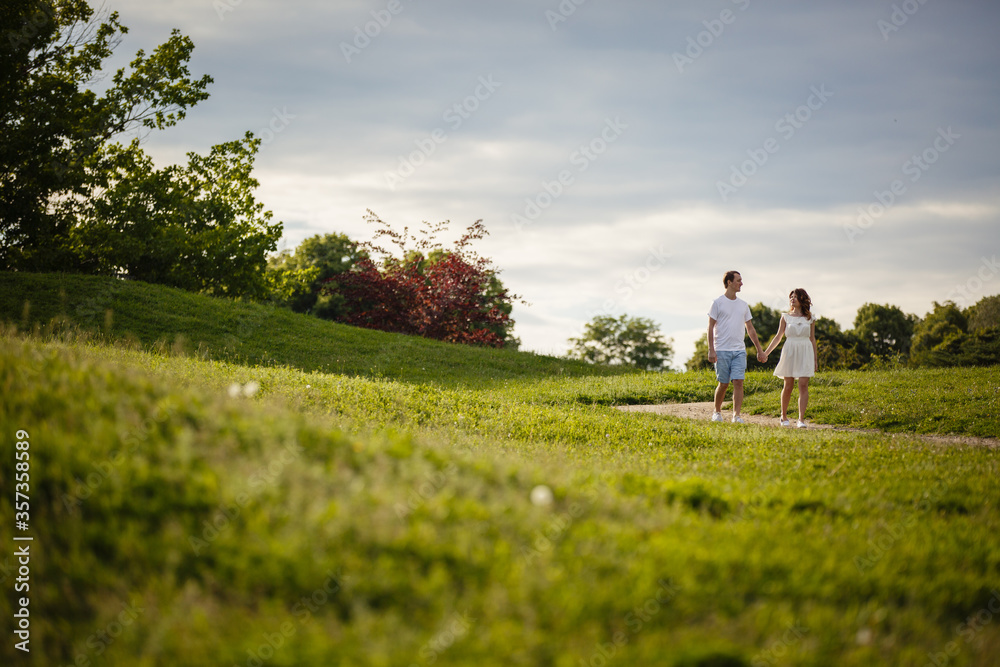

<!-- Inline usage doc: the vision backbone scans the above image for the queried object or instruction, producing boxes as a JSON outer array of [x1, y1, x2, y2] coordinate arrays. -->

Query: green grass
[[1, 273, 999, 666], [739, 368, 1000, 439], [0, 272, 628, 387]]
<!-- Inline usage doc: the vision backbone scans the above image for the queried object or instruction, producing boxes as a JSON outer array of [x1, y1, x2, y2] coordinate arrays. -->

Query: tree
[[1, 1, 280, 297], [852, 303, 918, 361], [267, 233, 364, 317], [968, 294, 1000, 332], [909, 301, 967, 364], [70, 135, 281, 298], [568, 314, 674, 371], [328, 211, 520, 348], [909, 298, 1000, 368], [814, 316, 862, 370], [2, 1, 212, 269]]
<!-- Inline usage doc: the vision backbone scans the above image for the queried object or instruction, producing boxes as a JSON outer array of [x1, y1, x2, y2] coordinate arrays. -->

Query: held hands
[[757, 350, 768, 363]]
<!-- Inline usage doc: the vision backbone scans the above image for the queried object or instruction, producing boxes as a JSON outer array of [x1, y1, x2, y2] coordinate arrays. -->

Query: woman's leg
[[781, 378, 794, 419], [797, 377, 810, 421]]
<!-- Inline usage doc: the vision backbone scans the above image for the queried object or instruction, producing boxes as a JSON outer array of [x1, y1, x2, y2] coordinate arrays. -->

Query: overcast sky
[[104, 0, 1000, 368]]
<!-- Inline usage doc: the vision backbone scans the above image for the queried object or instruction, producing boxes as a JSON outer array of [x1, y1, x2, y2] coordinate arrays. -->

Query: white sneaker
[[711, 412, 724, 422], [732, 415, 746, 424], [780, 418, 790, 427], [797, 420, 807, 429]]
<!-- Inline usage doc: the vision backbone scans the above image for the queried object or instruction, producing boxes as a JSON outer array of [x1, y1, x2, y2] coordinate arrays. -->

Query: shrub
[[326, 211, 519, 348]]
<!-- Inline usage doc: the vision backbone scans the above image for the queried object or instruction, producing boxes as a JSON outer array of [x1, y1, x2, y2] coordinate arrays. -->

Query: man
[[707, 270, 765, 423]]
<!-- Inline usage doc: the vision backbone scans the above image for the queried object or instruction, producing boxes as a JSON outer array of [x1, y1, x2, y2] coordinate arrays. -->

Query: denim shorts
[[715, 350, 747, 383]]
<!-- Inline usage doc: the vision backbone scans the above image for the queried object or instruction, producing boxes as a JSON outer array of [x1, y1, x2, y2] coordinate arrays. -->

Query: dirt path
[[615, 401, 999, 448]]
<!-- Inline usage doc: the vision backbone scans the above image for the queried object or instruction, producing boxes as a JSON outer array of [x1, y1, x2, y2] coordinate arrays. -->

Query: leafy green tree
[[1, 1, 280, 298], [267, 233, 364, 317], [968, 294, 1000, 332], [749, 303, 782, 343], [71, 136, 281, 298], [1, 0, 212, 270], [852, 303, 918, 361], [814, 316, 862, 370], [909, 301, 967, 364], [909, 298, 1000, 368], [568, 314, 674, 371]]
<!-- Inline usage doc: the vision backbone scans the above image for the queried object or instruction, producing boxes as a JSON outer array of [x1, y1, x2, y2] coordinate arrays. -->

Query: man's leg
[[730, 351, 748, 417], [714, 382, 729, 412], [713, 351, 732, 416]]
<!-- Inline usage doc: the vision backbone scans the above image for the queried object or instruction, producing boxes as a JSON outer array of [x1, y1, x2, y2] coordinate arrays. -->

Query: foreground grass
[[2, 329, 999, 666]]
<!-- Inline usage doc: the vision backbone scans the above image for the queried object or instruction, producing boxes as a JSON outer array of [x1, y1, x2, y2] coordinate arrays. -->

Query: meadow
[[1, 273, 998, 666]]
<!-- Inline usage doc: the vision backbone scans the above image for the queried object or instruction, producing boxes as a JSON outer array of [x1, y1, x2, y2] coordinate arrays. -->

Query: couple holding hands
[[707, 270, 818, 428]]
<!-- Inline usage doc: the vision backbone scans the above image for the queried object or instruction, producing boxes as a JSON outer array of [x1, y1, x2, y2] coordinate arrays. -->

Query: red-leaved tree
[[324, 210, 519, 348]]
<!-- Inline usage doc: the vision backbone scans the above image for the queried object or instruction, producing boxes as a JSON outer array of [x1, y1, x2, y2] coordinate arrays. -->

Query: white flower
[[228, 383, 242, 398], [243, 381, 260, 397], [530, 485, 554, 507]]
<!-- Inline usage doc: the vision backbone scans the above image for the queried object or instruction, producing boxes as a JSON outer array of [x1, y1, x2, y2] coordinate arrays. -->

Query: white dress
[[773, 314, 815, 378]]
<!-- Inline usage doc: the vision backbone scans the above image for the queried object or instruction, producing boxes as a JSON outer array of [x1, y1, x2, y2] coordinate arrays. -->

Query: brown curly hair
[[789, 288, 812, 320]]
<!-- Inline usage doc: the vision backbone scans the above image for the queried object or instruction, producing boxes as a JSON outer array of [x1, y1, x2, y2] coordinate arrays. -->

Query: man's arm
[[745, 320, 764, 360], [707, 317, 717, 363]]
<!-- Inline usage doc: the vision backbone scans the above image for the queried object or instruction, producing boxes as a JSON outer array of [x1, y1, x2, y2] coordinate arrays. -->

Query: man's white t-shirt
[[709, 295, 752, 352]]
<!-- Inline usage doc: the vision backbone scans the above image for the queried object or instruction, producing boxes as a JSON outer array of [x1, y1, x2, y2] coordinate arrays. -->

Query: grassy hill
[[0, 272, 627, 387], [2, 273, 999, 666]]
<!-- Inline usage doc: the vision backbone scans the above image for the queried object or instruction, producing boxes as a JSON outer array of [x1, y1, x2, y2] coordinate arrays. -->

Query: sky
[[101, 0, 1000, 368]]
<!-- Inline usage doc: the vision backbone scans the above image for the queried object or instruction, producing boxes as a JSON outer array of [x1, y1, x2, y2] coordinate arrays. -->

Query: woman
[[762, 289, 818, 428]]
